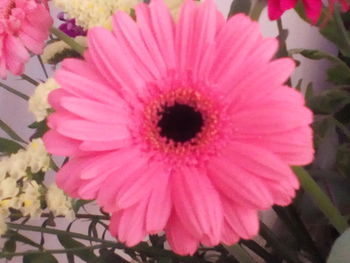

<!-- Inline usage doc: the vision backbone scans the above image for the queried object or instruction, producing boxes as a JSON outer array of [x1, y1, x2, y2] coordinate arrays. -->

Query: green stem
[[332, 7, 350, 57], [50, 27, 85, 56], [21, 74, 39, 86], [7, 223, 119, 246], [6, 223, 201, 262], [240, 240, 279, 263], [276, 19, 293, 86], [249, 0, 266, 21], [10, 212, 110, 221], [293, 166, 349, 233], [224, 244, 256, 263], [0, 244, 115, 258], [259, 223, 301, 263], [0, 81, 29, 101], [331, 116, 350, 140], [49, 158, 59, 172], [37, 55, 48, 79], [273, 205, 324, 262], [0, 119, 27, 143]]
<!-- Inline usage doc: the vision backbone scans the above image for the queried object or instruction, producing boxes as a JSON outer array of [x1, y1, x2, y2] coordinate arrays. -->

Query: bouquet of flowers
[[0, 0, 349, 262]]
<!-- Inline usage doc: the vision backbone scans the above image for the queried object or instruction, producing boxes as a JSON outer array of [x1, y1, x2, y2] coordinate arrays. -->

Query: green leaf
[[0, 138, 24, 154], [337, 144, 350, 177], [320, 8, 350, 58], [4, 230, 41, 249], [0, 119, 26, 143], [294, 79, 303, 91], [98, 248, 129, 263], [307, 89, 350, 114], [289, 48, 350, 85], [28, 121, 48, 140], [159, 258, 172, 263], [2, 239, 16, 260], [23, 253, 59, 263], [72, 199, 92, 213], [305, 82, 314, 102], [0, 81, 29, 101], [228, 0, 251, 18], [57, 234, 98, 262], [327, 228, 350, 262], [294, 3, 350, 57]]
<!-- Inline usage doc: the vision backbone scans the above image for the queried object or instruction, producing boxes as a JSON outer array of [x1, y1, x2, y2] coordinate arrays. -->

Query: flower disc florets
[[142, 87, 222, 164], [44, 0, 314, 255]]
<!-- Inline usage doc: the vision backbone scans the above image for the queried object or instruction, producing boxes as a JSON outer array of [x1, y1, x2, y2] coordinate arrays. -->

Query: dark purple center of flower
[[157, 103, 204, 143]]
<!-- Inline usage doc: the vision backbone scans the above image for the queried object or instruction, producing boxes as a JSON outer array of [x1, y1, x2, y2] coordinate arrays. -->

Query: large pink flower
[[0, 0, 52, 78], [268, 0, 349, 23], [44, 0, 314, 255]]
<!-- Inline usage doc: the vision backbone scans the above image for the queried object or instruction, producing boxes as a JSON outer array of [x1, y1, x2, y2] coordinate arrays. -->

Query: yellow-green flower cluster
[[46, 184, 75, 219], [53, 0, 139, 29], [41, 37, 87, 65], [0, 139, 73, 235], [29, 78, 60, 122]]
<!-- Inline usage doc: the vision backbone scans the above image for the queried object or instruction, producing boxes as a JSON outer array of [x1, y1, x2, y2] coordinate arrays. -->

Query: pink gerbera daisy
[[0, 0, 52, 78], [44, 0, 314, 255], [268, 0, 349, 24]]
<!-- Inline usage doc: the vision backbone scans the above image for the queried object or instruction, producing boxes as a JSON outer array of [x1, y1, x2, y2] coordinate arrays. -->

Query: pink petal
[[117, 201, 148, 246], [78, 148, 143, 200], [79, 139, 130, 152], [87, 27, 145, 96], [60, 97, 128, 124], [50, 114, 129, 141], [222, 198, 260, 239], [18, 31, 44, 54], [175, 0, 197, 76], [112, 11, 162, 80], [208, 157, 274, 209], [231, 99, 312, 134], [171, 167, 223, 244], [96, 151, 149, 212], [56, 157, 87, 198], [135, 3, 167, 77], [221, 58, 296, 106], [116, 162, 162, 209], [237, 126, 314, 165], [145, 173, 171, 233], [221, 220, 239, 245], [302, 0, 322, 24], [4, 35, 28, 74], [165, 213, 199, 256], [43, 130, 80, 156], [148, 0, 176, 70], [55, 66, 121, 105]]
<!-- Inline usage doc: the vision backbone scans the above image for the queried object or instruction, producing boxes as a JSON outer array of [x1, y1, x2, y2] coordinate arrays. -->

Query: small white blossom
[[29, 78, 60, 122], [26, 139, 51, 173], [46, 184, 74, 219], [53, 0, 138, 29], [19, 181, 42, 218], [41, 36, 87, 64], [0, 177, 19, 199], [0, 215, 7, 236], [6, 150, 28, 180]]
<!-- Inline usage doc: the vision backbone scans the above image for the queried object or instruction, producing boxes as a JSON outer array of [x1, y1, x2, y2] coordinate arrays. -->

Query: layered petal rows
[[44, 0, 314, 255]]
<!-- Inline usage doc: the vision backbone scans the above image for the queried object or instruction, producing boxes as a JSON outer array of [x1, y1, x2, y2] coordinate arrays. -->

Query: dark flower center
[[157, 103, 204, 143]]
